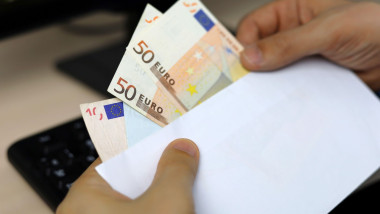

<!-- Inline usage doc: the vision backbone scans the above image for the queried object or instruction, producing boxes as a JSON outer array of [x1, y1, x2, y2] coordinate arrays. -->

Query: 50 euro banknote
[[108, 4, 184, 126], [127, 0, 248, 112]]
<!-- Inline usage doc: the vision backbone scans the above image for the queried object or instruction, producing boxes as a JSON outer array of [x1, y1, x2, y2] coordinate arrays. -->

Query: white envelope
[[97, 58, 380, 214]]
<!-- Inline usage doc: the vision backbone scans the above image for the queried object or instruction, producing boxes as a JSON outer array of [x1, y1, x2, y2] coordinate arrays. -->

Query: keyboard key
[[86, 155, 96, 163], [74, 132, 87, 142], [38, 135, 52, 144], [63, 149, 74, 159], [50, 158, 60, 167], [39, 157, 48, 164], [84, 139, 95, 150], [72, 121, 85, 130], [42, 143, 66, 155], [53, 169, 66, 178], [65, 183, 73, 190]]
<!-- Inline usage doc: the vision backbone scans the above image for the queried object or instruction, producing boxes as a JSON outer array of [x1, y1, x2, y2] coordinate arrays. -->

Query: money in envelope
[[80, 1, 380, 214], [81, 0, 248, 161]]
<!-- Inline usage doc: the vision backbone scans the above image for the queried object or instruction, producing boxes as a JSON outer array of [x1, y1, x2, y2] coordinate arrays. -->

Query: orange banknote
[[128, 0, 248, 112]]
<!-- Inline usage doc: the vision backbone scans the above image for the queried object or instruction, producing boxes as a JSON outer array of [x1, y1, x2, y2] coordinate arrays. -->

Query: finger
[[240, 18, 326, 71], [57, 159, 105, 214], [356, 67, 380, 91], [236, 0, 313, 46], [139, 138, 199, 213], [236, 2, 278, 46], [311, 0, 351, 16], [72, 158, 106, 187], [236, 0, 351, 47], [58, 158, 132, 213]]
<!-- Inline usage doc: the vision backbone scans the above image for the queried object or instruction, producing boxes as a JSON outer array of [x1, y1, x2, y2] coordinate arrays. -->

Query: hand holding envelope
[[57, 139, 200, 214], [77, 1, 380, 213], [97, 58, 380, 214]]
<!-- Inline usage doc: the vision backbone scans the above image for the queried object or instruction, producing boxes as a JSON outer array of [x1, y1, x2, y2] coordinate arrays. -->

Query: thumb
[[241, 22, 324, 71], [139, 138, 200, 213]]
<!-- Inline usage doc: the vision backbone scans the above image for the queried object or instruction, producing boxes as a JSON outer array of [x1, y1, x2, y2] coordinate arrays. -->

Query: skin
[[237, 0, 380, 90], [56, 138, 199, 214]]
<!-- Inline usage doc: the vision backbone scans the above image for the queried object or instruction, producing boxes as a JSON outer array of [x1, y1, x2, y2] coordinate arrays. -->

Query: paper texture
[[80, 98, 127, 161], [124, 104, 160, 148], [97, 58, 380, 214]]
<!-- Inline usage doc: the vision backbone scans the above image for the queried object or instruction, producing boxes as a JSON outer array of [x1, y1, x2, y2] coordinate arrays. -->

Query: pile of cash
[[80, 0, 249, 161]]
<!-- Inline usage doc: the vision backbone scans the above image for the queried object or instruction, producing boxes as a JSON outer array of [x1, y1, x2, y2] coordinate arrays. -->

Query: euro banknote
[[127, 0, 248, 112], [81, 98, 161, 161], [82, 5, 166, 161], [108, 4, 184, 126], [80, 98, 128, 161], [123, 103, 160, 148], [82, 0, 248, 160]]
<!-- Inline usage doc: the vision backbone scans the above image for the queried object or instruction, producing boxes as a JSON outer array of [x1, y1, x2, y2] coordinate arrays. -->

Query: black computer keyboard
[[7, 118, 98, 211]]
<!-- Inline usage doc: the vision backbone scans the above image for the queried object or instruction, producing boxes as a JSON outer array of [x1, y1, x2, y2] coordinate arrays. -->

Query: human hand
[[56, 138, 199, 214], [237, 0, 380, 90]]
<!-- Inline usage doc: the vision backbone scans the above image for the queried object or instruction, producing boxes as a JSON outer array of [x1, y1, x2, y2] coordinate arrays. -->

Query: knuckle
[[271, 34, 291, 53]]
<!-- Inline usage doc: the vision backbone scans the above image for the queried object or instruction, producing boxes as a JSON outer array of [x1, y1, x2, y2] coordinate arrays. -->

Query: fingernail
[[242, 44, 263, 67], [173, 138, 198, 158]]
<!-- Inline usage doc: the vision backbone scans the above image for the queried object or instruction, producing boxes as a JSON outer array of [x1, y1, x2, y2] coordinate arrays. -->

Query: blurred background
[[1, 0, 380, 213]]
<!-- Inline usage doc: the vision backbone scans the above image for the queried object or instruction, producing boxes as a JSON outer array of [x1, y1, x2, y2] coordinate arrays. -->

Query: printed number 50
[[133, 40, 155, 63], [114, 77, 137, 101]]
